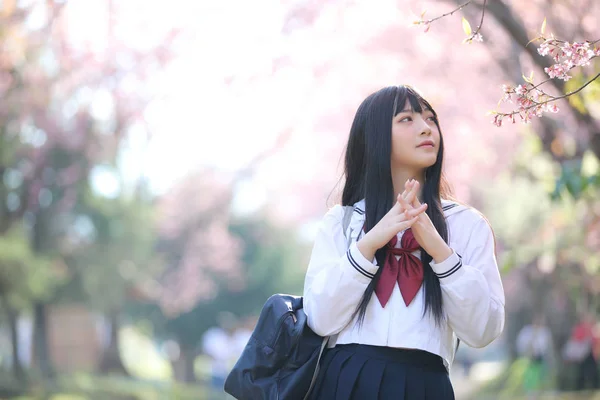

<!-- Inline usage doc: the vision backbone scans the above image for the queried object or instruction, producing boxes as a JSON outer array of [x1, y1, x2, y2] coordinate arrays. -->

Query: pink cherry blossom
[[493, 37, 597, 125]]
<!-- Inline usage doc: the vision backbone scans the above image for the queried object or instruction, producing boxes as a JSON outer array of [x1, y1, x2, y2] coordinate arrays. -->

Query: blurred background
[[0, 0, 599, 399]]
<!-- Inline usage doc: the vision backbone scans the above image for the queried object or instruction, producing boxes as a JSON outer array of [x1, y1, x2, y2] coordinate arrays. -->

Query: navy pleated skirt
[[307, 344, 454, 400]]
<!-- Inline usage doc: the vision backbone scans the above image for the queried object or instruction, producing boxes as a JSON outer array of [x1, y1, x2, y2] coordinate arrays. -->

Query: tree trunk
[[8, 305, 25, 382], [32, 301, 54, 378], [182, 348, 197, 383], [0, 294, 26, 383], [98, 310, 129, 376], [170, 346, 198, 383], [30, 209, 54, 377]]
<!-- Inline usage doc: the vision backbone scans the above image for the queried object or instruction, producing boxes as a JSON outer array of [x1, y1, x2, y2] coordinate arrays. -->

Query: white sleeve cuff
[[429, 250, 465, 283], [346, 242, 379, 280]]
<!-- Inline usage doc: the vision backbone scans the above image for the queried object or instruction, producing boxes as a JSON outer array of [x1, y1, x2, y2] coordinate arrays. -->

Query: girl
[[303, 85, 505, 399]]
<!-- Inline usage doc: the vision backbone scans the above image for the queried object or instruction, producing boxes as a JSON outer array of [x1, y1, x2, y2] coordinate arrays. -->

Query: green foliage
[[565, 68, 600, 115], [67, 189, 161, 312], [551, 152, 600, 201], [509, 130, 600, 201], [56, 373, 208, 400], [0, 225, 60, 309], [131, 214, 308, 349], [175, 215, 305, 347], [3, 372, 208, 400], [228, 215, 307, 302], [566, 76, 589, 115], [479, 132, 599, 275], [471, 359, 600, 400]]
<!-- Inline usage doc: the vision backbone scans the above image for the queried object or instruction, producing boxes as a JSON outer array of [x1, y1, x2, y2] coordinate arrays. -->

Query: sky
[[61, 0, 523, 231], [64, 0, 303, 198]]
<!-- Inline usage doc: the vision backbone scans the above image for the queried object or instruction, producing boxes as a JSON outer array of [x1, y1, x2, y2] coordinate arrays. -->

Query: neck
[[391, 169, 425, 200]]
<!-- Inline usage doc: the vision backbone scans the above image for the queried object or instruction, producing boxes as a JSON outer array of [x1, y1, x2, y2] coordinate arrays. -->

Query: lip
[[417, 140, 435, 148]]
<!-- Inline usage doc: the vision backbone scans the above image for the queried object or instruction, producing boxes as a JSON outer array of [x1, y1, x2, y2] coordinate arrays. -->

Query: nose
[[418, 115, 432, 136]]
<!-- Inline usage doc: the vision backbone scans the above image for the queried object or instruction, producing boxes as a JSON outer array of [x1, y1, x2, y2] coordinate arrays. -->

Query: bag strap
[[304, 205, 354, 400], [303, 337, 329, 400]]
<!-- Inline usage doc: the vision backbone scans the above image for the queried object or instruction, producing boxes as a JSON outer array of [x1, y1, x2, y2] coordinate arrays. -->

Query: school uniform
[[303, 199, 506, 399]]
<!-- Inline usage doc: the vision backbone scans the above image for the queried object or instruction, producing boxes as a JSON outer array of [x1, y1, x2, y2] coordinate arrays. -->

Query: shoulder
[[322, 204, 345, 224], [317, 204, 349, 235], [317, 204, 360, 241], [323, 204, 357, 222], [443, 199, 491, 228], [442, 200, 494, 244]]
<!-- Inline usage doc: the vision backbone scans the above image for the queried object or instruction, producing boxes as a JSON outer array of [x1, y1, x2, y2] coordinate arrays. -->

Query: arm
[[429, 216, 506, 348], [303, 205, 379, 337]]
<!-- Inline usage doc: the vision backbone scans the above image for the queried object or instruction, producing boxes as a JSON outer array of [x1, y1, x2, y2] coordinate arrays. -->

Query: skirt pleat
[[310, 346, 337, 398], [334, 353, 369, 400], [403, 365, 427, 399], [424, 368, 454, 399], [350, 358, 387, 400], [377, 360, 408, 400], [308, 344, 454, 400], [314, 348, 352, 399]]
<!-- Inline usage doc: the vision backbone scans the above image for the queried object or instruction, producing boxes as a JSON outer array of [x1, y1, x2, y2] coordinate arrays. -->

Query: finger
[[395, 203, 427, 222], [389, 199, 407, 218], [399, 188, 408, 201], [397, 192, 407, 204], [396, 196, 406, 214], [404, 187, 424, 208], [406, 203, 427, 217], [396, 215, 419, 231], [404, 183, 418, 205], [391, 197, 404, 213], [404, 179, 417, 198], [408, 180, 422, 207], [398, 194, 414, 212], [408, 178, 418, 192], [411, 193, 422, 208]]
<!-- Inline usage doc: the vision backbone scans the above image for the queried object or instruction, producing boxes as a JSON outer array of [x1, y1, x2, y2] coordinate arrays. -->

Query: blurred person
[[303, 86, 505, 399], [202, 312, 237, 397], [516, 314, 553, 395], [563, 312, 600, 391], [232, 315, 254, 359], [457, 353, 473, 377]]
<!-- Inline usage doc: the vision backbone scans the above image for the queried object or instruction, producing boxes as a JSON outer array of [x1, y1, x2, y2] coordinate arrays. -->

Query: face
[[390, 100, 440, 173]]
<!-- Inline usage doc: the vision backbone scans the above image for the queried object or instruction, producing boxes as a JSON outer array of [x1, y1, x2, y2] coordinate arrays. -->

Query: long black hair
[[341, 85, 453, 326]]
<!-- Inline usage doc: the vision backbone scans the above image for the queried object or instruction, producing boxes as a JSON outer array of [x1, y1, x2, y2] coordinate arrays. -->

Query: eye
[[399, 116, 412, 122], [426, 115, 437, 122]]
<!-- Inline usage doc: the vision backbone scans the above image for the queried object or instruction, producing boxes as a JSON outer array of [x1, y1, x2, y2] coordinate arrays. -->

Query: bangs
[[392, 86, 436, 116]]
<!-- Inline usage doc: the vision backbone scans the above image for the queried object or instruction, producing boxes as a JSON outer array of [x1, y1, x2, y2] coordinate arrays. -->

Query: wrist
[[357, 237, 377, 261], [430, 241, 453, 264]]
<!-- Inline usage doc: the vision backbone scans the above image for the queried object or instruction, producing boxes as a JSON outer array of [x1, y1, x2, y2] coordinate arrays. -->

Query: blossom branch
[[468, 0, 487, 43], [419, 1, 474, 25], [492, 38, 600, 126], [543, 71, 599, 103], [413, 0, 486, 42], [412, 3, 600, 127], [495, 71, 600, 125]]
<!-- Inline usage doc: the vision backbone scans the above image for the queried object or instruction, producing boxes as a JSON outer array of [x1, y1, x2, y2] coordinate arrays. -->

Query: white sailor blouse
[[303, 199, 506, 369]]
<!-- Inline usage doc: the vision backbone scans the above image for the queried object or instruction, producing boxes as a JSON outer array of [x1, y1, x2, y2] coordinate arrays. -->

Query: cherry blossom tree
[[410, 2, 600, 388], [1, 0, 177, 378], [416, 0, 600, 163], [155, 169, 243, 319]]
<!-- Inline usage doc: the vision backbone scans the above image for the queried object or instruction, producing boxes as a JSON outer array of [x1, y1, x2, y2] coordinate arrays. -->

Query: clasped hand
[[356, 179, 452, 263]]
